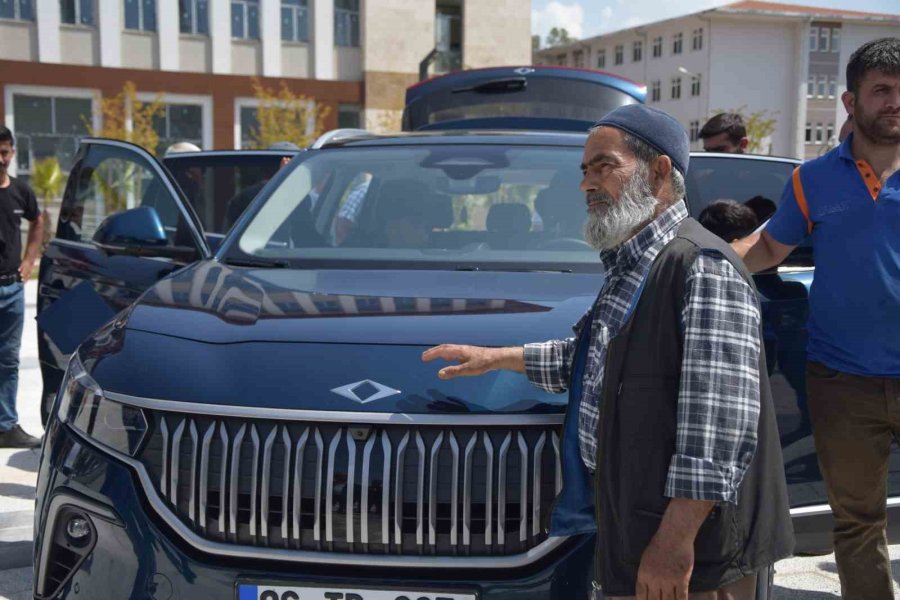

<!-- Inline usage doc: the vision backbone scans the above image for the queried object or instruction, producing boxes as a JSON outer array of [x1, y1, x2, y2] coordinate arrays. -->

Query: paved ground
[[1, 279, 898, 599]]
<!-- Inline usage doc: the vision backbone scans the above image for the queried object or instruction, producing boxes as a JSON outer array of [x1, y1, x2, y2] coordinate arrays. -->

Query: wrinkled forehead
[[582, 126, 631, 162]]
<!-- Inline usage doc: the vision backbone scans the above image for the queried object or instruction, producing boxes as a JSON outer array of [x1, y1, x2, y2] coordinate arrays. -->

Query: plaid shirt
[[524, 200, 760, 503]]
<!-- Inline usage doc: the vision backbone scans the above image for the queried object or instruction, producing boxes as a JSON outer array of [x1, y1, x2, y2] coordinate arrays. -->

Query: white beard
[[582, 167, 658, 251]]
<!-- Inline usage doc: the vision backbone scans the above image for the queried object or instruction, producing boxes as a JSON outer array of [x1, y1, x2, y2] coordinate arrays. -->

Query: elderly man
[[423, 104, 793, 599]]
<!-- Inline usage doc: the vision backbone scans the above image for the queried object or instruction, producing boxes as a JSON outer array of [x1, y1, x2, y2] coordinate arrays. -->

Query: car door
[[37, 138, 209, 417]]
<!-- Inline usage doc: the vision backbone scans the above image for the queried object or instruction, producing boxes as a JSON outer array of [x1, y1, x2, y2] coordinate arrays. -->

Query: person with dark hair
[[698, 199, 759, 242], [733, 37, 900, 599], [424, 104, 792, 600], [0, 125, 44, 447], [744, 195, 777, 223], [698, 112, 749, 153]]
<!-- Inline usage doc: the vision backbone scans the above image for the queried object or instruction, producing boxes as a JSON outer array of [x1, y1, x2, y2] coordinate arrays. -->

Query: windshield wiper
[[222, 257, 289, 269]]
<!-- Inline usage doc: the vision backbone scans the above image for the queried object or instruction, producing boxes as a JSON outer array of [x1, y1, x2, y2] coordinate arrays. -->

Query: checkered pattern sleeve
[[665, 251, 761, 504], [523, 337, 576, 393]]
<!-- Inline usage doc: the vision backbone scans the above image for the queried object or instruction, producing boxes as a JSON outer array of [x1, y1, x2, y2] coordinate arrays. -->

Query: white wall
[[708, 18, 797, 156], [0, 21, 38, 62], [59, 26, 99, 66]]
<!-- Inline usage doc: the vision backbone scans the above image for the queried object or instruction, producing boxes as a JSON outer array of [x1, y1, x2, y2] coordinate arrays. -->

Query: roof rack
[[309, 128, 371, 149]]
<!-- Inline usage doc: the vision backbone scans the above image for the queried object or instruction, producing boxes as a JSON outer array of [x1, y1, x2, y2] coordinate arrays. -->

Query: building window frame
[[0, 0, 35, 21], [672, 32, 683, 55], [60, 0, 94, 25], [335, 0, 360, 48], [689, 120, 700, 142], [596, 48, 606, 69], [671, 76, 682, 100], [281, 0, 308, 42], [815, 122, 823, 143], [231, 0, 259, 39], [136, 92, 213, 153], [614, 44, 623, 65], [830, 27, 840, 53], [809, 26, 818, 51], [692, 28, 703, 51], [817, 75, 827, 98], [650, 80, 661, 103], [652, 36, 662, 58], [805, 122, 812, 143], [828, 76, 837, 98], [819, 27, 830, 52], [337, 103, 361, 129], [807, 75, 815, 98], [632, 40, 642, 62], [124, 0, 156, 31], [179, 0, 209, 35], [573, 49, 584, 68], [690, 76, 701, 97], [826, 123, 834, 142]]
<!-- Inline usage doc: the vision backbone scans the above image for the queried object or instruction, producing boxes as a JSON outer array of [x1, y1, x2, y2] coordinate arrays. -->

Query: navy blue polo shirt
[[766, 134, 900, 376]]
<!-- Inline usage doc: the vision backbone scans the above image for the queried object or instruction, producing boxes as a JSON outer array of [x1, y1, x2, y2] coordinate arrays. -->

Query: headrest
[[486, 203, 532, 234], [377, 180, 453, 229]]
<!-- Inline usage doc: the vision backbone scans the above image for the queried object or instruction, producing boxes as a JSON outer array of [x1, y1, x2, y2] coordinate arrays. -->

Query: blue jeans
[[0, 282, 24, 433]]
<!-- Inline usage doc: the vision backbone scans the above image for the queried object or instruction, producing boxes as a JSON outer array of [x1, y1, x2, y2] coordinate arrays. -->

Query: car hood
[[124, 260, 603, 347]]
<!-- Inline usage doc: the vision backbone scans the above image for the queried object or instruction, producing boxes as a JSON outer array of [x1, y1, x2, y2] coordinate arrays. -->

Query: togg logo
[[331, 379, 401, 404]]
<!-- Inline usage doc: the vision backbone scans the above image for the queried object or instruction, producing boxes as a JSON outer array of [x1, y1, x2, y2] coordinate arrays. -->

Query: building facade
[[535, 1, 900, 159], [0, 0, 530, 179]]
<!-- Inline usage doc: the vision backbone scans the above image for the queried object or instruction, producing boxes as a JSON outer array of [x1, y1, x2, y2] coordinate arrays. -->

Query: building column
[[97, 0, 122, 67], [210, 0, 232, 74], [35, 0, 61, 63], [794, 21, 810, 159], [158, 0, 180, 71], [260, 0, 282, 76], [313, 0, 334, 80]]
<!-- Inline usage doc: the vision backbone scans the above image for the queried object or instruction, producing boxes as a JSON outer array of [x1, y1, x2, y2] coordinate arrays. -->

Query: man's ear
[[841, 90, 855, 117], [738, 137, 749, 152], [651, 155, 673, 196]]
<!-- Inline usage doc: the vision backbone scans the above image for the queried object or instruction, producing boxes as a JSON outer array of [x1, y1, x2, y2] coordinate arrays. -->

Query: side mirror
[[93, 207, 197, 262]]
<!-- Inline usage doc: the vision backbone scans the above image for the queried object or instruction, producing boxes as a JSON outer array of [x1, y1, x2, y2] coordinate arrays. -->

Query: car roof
[[163, 149, 300, 160]]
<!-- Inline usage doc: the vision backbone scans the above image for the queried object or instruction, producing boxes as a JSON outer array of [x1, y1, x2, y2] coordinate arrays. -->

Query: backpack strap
[[791, 166, 813, 234]]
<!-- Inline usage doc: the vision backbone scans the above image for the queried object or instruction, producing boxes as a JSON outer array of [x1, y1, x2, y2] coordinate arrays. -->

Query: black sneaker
[[0, 424, 42, 448]]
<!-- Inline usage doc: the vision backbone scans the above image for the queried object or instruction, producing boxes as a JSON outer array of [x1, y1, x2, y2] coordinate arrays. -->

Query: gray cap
[[594, 104, 690, 176]]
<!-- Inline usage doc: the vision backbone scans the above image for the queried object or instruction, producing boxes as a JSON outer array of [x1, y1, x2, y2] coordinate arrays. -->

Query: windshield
[[227, 145, 597, 271]]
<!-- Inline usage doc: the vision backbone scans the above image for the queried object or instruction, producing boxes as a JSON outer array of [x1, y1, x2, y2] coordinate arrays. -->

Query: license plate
[[237, 583, 477, 600]]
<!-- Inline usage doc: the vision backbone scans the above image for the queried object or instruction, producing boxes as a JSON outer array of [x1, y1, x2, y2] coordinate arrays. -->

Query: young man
[[733, 37, 900, 599], [0, 126, 44, 448], [698, 113, 749, 154], [424, 104, 793, 599]]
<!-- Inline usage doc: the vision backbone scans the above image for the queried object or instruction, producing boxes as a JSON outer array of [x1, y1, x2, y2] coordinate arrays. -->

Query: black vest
[[593, 219, 794, 595]]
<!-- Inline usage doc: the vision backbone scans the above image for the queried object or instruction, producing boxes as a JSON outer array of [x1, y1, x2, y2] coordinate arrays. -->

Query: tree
[[30, 157, 66, 248], [245, 78, 331, 149], [545, 27, 575, 48], [532, 35, 541, 51], [87, 81, 165, 154], [712, 105, 779, 154]]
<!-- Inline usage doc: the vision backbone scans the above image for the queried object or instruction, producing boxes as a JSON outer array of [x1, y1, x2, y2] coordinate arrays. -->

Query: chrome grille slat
[[497, 432, 512, 546], [292, 428, 310, 544], [532, 432, 546, 538], [427, 431, 444, 548], [141, 412, 565, 560], [261, 427, 277, 542], [199, 422, 215, 533], [360, 433, 377, 546]]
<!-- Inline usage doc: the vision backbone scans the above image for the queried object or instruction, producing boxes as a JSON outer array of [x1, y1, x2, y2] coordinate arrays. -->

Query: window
[[239, 105, 259, 149], [819, 27, 830, 52], [596, 49, 606, 69], [338, 104, 361, 129], [335, 0, 359, 47], [828, 77, 837, 98], [12, 94, 92, 180], [632, 40, 642, 62], [281, 0, 308, 42], [614, 44, 623, 65], [692, 28, 703, 51], [179, 0, 208, 35], [650, 80, 661, 103], [672, 32, 683, 55], [807, 75, 815, 98], [671, 77, 681, 100], [689, 120, 700, 142], [831, 28, 840, 53], [556, 54, 566, 66], [573, 50, 584, 68], [232, 0, 259, 39], [805, 122, 812, 143], [690, 76, 701, 97], [809, 27, 818, 51], [60, 0, 93, 25], [652, 36, 662, 58], [0, 0, 34, 20], [124, 0, 156, 31], [826, 123, 834, 142], [435, 1, 461, 73], [818, 75, 826, 97], [151, 103, 203, 157], [815, 123, 823, 143]]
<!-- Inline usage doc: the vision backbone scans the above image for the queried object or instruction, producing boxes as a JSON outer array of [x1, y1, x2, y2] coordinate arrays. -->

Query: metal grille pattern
[[139, 412, 563, 557]]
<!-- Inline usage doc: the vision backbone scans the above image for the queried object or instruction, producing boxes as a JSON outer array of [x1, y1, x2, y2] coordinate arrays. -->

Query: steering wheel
[[536, 237, 593, 251]]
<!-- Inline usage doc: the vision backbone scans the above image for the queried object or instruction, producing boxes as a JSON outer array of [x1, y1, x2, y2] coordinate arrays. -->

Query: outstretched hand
[[421, 344, 525, 380]]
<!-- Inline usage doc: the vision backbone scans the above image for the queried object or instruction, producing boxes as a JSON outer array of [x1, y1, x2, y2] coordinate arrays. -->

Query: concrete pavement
[[1, 279, 899, 599]]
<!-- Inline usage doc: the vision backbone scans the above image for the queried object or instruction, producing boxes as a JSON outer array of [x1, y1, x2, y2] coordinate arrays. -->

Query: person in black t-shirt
[[0, 125, 44, 448]]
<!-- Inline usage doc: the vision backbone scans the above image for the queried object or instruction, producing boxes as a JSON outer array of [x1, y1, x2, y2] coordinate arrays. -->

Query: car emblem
[[331, 380, 401, 404], [514, 67, 535, 75]]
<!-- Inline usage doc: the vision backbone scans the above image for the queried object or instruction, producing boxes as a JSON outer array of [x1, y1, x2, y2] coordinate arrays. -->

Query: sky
[[532, 0, 899, 42]]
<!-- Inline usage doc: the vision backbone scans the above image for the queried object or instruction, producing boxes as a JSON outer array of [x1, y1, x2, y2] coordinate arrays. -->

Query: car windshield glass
[[405, 78, 639, 129], [227, 145, 598, 271]]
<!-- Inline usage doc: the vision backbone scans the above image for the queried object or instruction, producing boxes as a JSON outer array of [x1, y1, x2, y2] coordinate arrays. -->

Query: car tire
[[756, 563, 775, 600]]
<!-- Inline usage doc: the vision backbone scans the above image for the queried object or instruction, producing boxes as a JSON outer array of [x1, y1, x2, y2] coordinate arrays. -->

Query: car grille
[[137, 411, 564, 557]]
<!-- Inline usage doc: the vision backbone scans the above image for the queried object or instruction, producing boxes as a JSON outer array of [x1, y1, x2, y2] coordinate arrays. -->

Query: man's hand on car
[[421, 345, 525, 379]]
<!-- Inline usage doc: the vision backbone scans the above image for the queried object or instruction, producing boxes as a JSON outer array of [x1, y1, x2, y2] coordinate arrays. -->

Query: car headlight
[[58, 352, 148, 457]]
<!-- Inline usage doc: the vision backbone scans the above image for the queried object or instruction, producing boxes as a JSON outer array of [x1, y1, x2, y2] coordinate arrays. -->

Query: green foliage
[[30, 157, 65, 204], [545, 27, 575, 48], [711, 105, 779, 154], [245, 78, 331, 149]]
